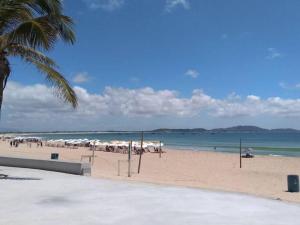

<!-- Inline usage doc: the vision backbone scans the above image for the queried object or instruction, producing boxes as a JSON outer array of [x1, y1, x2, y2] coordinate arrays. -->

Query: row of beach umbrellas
[[13, 136, 42, 141], [46, 139, 163, 148]]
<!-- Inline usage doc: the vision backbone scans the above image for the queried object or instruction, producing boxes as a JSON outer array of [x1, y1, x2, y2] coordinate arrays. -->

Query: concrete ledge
[[0, 156, 91, 176]]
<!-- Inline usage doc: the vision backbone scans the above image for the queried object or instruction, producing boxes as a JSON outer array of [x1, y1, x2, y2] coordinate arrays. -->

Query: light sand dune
[[0, 140, 299, 203]]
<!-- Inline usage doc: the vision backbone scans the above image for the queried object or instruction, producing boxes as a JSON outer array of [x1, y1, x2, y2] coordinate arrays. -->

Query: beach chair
[[242, 148, 254, 158]]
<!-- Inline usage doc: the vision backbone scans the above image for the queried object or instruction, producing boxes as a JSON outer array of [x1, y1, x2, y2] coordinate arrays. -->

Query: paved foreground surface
[[0, 166, 299, 225]]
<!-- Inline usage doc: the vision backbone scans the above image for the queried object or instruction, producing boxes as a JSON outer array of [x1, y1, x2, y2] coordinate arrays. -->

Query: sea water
[[22, 131, 300, 157]]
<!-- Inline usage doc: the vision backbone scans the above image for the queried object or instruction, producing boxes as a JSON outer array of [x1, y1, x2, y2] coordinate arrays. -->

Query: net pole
[[138, 131, 144, 174], [240, 138, 242, 169], [128, 140, 132, 177], [92, 141, 95, 165], [159, 141, 162, 158]]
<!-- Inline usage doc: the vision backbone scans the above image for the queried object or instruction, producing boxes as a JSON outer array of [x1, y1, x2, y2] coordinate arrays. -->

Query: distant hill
[[270, 128, 300, 133], [1, 126, 300, 134], [150, 126, 300, 133], [151, 128, 207, 133], [210, 126, 268, 133]]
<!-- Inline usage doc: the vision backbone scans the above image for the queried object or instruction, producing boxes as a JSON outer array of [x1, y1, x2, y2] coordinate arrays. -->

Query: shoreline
[[166, 146, 300, 158], [0, 141, 299, 203], [4, 132, 300, 157], [2, 131, 300, 157], [165, 146, 300, 157]]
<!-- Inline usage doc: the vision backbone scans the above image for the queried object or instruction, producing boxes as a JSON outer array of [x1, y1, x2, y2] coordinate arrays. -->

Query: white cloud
[[73, 72, 89, 84], [185, 69, 199, 78], [266, 48, 283, 60], [82, 0, 192, 13], [279, 82, 300, 90], [3, 82, 300, 130], [165, 0, 190, 12], [3, 81, 300, 120], [83, 0, 124, 11]]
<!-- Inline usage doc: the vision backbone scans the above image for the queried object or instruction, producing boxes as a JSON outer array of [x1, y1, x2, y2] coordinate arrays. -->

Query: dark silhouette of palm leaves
[[0, 0, 77, 110]]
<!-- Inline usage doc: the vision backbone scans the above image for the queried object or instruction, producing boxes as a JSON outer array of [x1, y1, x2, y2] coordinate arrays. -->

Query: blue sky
[[3, 0, 300, 131]]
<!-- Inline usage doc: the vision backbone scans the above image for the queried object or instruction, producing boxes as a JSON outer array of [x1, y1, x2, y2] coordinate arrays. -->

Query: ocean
[[21, 131, 300, 157]]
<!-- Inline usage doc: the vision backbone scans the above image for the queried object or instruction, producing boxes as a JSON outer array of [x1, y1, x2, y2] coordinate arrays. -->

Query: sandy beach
[[0, 140, 299, 203]]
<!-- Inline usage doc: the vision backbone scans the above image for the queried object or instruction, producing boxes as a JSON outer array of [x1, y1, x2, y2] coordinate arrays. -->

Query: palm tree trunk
[[0, 51, 10, 111], [0, 60, 5, 111], [0, 86, 3, 112], [0, 76, 4, 111]]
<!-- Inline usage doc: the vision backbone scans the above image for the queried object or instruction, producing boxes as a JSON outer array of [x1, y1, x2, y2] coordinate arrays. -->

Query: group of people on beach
[[9, 140, 43, 148], [9, 140, 19, 148]]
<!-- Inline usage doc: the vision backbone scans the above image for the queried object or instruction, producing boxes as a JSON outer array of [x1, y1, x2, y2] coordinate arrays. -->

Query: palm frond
[[27, 0, 62, 15], [0, 0, 77, 110], [34, 14, 75, 45], [6, 19, 56, 50], [1, 0, 75, 49], [0, 1, 34, 34], [6, 43, 57, 67], [47, 15, 75, 44], [32, 61, 78, 108]]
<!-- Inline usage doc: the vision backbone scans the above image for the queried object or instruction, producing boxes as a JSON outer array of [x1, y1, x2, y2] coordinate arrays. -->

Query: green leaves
[[8, 19, 55, 50], [34, 61, 78, 108], [28, 0, 62, 15], [3, 8, 75, 50], [7, 44, 57, 67], [6, 44, 77, 108], [0, 0, 77, 109], [52, 15, 76, 44], [0, 1, 33, 34]]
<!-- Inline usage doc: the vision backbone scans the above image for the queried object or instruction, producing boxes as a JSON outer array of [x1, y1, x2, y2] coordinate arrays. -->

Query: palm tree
[[0, 0, 78, 112]]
